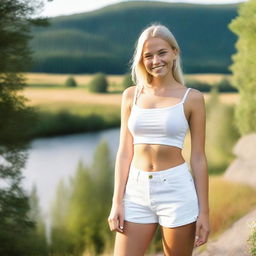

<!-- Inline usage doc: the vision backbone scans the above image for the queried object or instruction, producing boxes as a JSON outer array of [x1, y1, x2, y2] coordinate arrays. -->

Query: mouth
[[152, 65, 165, 70]]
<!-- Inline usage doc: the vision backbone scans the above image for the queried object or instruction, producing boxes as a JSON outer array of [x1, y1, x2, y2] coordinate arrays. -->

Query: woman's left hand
[[194, 212, 211, 248]]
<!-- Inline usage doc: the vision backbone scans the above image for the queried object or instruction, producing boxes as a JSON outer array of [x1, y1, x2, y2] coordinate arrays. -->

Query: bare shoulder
[[188, 88, 205, 106], [123, 85, 136, 97], [122, 85, 136, 109]]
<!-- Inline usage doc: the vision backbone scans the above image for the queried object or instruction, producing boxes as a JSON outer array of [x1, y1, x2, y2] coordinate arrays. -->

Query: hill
[[30, 1, 240, 74]]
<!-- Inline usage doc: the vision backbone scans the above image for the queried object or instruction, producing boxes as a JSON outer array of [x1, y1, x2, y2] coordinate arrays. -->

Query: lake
[[22, 128, 120, 217]]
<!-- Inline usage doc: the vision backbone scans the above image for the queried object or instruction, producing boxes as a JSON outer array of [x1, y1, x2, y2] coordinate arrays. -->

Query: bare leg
[[114, 220, 158, 256], [161, 221, 196, 256]]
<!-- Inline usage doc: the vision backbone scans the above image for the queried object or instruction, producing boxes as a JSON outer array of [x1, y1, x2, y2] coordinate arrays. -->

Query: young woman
[[108, 23, 210, 256]]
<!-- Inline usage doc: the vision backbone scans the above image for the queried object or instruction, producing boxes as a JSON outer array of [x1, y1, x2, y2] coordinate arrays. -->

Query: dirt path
[[192, 207, 256, 256]]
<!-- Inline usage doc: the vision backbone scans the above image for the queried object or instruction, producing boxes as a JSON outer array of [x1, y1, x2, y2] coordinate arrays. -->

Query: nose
[[153, 54, 160, 64]]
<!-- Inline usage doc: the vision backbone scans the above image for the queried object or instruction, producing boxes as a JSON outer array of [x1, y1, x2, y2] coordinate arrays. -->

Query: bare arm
[[188, 89, 209, 214], [112, 86, 135, 205], [189, 89, 211, 248]]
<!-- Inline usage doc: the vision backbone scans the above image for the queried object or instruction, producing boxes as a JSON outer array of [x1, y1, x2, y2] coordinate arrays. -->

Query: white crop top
[[128, 86, 191, 149]]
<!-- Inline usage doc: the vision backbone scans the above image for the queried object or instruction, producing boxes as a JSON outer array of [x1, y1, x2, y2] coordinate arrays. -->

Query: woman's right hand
[[108, 203, 124, 233]]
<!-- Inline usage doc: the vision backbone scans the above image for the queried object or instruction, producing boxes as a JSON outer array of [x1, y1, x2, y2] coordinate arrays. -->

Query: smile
[[152, 65, 165, 70]]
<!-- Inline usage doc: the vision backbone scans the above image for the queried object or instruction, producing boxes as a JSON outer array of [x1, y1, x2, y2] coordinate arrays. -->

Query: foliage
[[205, 87, 240, 172], [0, 0, 48, 255], [186, 79, 212, 92], [30, 2, 240, 74], [228, 0, 256, 135], [122, 73, 133, 90], [248, 221, 256, 256], [65, 76, 77, 87], [49, 140, 115, 255], [216, 77, 237, 92], [88, 73, 109, 93], [29, 106, 120, 138], [27, 185, 48, 255]]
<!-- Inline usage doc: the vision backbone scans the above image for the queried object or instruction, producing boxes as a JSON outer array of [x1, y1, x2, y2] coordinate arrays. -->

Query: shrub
[[186, 79, 212, 92], [215, 77, 238, 92], [205, 87, 240, 173], [65, 76, 77, 87], [88, 73, 108, 93], [122, 73, 133, 90], [248, 220, 256, 256]]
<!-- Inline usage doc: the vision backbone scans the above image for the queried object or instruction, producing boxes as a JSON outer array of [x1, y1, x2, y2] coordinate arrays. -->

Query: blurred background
[[1, 0, 256, 255]]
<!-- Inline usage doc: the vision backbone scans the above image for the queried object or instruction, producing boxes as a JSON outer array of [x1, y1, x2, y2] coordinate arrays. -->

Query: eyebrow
[[143, 48, 168, 55]]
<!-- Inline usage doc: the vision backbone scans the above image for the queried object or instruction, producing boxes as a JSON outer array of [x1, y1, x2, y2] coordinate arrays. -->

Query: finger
[[194, 223, 201, 247], [118, 214, 124, 233], [109, 218, 118, 232], [200, 228, 209, 243], [196, 230, 209, 247]]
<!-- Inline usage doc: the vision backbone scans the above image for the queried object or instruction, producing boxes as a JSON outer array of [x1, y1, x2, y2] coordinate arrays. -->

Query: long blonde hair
[[130, 23, 185, 91]]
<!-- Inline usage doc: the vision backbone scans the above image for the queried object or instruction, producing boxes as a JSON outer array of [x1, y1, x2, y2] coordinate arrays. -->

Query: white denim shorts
[[122, 161, 199, 228]]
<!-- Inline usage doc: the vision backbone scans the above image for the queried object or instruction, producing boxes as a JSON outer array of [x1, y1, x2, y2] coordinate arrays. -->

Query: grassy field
[[21, 87, 239, 108], [23, 72, 231, 85], [22, 88, 122, 107], [21, 71, 239, 108]]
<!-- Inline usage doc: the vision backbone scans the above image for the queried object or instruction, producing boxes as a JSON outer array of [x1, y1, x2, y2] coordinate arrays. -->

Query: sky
[[41, 0, 247, 17]]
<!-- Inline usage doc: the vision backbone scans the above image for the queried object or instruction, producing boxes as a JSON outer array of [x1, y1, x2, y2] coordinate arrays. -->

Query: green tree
[[228, 0, 256, 135], [88, 72, 108, 93], [0, 0, 48, 255], [122, 73, 133, 90], [28, 185, 48, 255], [50, 179, 73, 255], [89, 140, 114, 254], [65, 76, 77, 87], [205, 87, 240, 173], [49, 141, 114, 255]]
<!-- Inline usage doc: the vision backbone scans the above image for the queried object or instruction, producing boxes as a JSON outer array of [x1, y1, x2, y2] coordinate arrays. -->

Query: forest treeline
[[30, 1, 240, 74]]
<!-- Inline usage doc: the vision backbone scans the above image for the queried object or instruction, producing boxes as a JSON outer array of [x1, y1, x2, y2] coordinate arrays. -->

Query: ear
[[173, 48, 178, 59]]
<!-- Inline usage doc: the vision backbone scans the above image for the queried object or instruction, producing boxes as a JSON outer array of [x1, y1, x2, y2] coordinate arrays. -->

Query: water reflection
[[22, 128, 119, 214]]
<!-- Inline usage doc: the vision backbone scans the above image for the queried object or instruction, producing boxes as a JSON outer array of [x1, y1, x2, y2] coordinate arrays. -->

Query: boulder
[[223, 133, 256, 188]]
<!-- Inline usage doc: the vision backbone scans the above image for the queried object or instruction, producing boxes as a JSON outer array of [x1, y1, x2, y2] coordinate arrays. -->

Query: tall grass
[[209, 177, 256, 238], [248, 223, 256, 256]]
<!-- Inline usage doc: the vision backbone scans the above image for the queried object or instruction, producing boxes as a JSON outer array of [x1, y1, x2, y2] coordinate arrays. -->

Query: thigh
[[161, 221, 196, 256], [114, 220, 158, 256]]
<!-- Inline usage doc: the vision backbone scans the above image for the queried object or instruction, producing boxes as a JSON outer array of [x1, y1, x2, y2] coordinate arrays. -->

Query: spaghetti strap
[[181, 88, 191, 104], [133, 86, 143, 105], [132, 86, 138, 106]]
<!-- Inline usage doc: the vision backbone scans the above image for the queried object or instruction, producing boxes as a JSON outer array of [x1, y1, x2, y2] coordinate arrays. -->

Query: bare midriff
[[131, 144, 185, 172]]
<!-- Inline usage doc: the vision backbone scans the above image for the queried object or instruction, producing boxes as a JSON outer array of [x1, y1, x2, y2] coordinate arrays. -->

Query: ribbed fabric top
[[128, 86, 191, 149]]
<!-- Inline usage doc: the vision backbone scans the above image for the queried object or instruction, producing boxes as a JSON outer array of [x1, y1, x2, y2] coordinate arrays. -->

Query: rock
[[223, 133, 256, 188]]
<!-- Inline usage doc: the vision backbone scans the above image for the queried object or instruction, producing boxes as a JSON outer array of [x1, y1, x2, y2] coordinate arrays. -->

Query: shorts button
[[149, 175, 153, 179]]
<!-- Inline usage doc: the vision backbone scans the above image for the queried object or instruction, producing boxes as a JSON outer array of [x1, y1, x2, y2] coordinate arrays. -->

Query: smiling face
[[142, 37, 177, 80]]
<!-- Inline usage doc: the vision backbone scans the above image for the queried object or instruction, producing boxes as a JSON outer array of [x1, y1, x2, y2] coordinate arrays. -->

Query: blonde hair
[[130, 23, 185, 90]]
